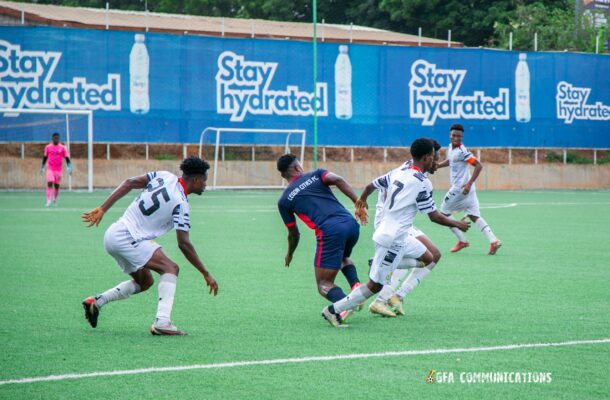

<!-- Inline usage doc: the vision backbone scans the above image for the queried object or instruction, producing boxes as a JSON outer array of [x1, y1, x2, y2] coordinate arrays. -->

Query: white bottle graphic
[[334, 45, 352, 120], [515, 53, 531, 123], [130, 33, 150, 114]]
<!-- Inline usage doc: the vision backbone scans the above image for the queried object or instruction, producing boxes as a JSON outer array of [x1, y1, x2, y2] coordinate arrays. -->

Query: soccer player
[[276, 154, 362, 322], [322, 138, 470, 327], [40, 132, 72, 207], [355, 140, 443, 318], [81, 156, 218, 336], [436, 123, 502, 255]]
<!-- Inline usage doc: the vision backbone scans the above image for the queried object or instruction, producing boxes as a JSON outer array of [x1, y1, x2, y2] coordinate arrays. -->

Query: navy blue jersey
[[278, 169, 354, 231]]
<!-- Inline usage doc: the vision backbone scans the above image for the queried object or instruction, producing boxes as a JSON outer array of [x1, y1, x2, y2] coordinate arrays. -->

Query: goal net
[[0, 109, 94, 192], [198, 127, 306, 189]]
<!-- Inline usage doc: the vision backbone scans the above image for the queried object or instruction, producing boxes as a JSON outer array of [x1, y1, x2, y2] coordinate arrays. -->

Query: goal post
[[198, 127, 306, 190], [0, 108, 94, 192]]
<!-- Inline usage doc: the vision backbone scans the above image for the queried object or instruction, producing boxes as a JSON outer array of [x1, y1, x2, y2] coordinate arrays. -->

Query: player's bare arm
[[40, 155, 48, 173], [284, 224, 300, 267], [355, 182, 376, 225], [462, 160, 483, 194], [176, 230, 218, 296], [436, 159, 449, 169], [428, 210, 470, 232], [82, 174, 149, 227], [322, 172, 359, 203]]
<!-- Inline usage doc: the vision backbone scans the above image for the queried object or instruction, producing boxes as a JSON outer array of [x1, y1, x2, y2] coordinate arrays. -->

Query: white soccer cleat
[[321, 307, 348, 328], [388, 295, 405, 316], [368, 301, 397, 318], [150, 321, 187, 336]]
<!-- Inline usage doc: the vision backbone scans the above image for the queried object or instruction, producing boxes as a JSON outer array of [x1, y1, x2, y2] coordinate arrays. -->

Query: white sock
[[396, 258, 424, 269], [395, 263, 435, 299], [450, 226, 467, 242], [390, 269, 409, 289], [155, 273, 177, 325], [475, 217, 498, 243], [95, 280, 141, 308], [333, 285, 374, 313], [376, 285, 396, 303]]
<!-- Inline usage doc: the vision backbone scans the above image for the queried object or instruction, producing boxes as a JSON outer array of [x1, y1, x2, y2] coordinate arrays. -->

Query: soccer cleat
[[45, 201, 51, 208], [450, 241, 470, 253], [150, 321, 187, 336], [339, 309, 354, 323], [388, 295, 405, 316], [488, 240, 502, 255], [368, 301, 397, 318], [321, 307, 348, 328], [82, 297, 100, 328]]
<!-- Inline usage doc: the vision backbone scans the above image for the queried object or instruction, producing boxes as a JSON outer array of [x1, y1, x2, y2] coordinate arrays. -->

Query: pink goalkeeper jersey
[[44, 144, 68, 171]]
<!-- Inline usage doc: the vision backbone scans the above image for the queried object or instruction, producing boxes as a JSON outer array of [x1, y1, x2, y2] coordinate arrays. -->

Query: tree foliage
[[24, 0, 607, 51]]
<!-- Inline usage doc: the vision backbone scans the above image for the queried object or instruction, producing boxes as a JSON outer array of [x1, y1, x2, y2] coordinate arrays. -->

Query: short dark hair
[[180, 156, 210, 177], [430, 139, 441, 152], [277, 154, 297, 173], [450, 123, 464, 132], [410, 138, 434, 160], [52, 132, 60, 137]]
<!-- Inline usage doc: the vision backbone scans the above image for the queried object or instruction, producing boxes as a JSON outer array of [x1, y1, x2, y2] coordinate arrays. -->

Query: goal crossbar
[[198, 127, 306, 190], [0, 108, 94, 192]]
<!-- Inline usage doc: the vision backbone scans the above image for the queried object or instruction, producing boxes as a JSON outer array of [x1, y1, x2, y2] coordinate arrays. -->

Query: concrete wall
[[1, 157, 609, 190]]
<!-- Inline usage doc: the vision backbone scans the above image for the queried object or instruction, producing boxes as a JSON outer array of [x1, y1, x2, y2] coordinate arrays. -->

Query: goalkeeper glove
[[67, 164, 73, 175], [40, 165, 44, 174]]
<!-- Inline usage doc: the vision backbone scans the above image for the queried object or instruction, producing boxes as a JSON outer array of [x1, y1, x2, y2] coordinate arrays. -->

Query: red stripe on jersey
[[178, 177, 188, 196], [410, 165, 423, 172]]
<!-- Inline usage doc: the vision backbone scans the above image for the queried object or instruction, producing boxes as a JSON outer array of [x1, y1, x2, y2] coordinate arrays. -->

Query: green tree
[[494, 1, 599, 51]]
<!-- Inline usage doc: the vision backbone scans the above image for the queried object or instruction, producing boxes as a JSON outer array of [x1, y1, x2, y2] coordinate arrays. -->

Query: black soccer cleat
[[82, 297, 99, 328]]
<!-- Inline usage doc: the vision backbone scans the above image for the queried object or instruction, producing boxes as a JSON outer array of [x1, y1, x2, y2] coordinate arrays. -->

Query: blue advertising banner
[[1, 26, 609, 147]]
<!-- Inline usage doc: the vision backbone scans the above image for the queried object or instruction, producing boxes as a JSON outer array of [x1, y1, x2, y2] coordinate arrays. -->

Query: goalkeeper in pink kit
[[40, 132, 72, 207]]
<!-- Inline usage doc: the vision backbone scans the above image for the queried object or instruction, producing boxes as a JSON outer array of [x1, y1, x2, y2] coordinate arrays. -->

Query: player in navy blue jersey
[[277, 154, 362, 322]]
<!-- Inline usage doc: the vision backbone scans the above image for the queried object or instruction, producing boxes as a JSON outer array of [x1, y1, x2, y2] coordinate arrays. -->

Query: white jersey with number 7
[[119, 171, 190, 241], [372, 165, 436, 248]]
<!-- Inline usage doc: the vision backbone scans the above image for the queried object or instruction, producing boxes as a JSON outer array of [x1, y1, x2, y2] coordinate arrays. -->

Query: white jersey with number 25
[[119, 171, 190, 241]]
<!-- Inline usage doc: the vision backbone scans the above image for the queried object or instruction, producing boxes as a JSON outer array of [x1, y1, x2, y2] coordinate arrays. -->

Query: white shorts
[[369, 236, 427, 285], [440, 188, 481, 217], [104, 221, 160, 274], [408, 226, 424, 238]]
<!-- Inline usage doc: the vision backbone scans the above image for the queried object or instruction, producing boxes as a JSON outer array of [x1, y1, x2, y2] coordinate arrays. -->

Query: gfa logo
[[426, 370, 436, 384]]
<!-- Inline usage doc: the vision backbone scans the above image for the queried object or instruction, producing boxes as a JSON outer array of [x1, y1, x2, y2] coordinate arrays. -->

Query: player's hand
[[82, 207, 105, 227], [354, 199, 368, 225], [461, 183, 472, 195], [67, 164, 73, 175], [203, 272, 218, 296], [456, 219, 471, 232], [39, 166, 44, 175], [284, 253, 293, 267]]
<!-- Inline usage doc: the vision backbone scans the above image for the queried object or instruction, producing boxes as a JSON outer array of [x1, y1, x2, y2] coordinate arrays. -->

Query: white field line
[[1, 338, 608, 386]]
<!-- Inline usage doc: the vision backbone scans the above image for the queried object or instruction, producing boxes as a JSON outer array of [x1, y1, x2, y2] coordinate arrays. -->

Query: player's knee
[[47, 182, 53, 188], [431, 247, 442, 263], [317, 281, 333, 297], [166, 262, 179, 276], [139, 277, 154, 291]]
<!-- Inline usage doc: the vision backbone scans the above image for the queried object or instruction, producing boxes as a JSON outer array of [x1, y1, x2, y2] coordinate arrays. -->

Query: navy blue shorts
[[314, 217, 360, 269]]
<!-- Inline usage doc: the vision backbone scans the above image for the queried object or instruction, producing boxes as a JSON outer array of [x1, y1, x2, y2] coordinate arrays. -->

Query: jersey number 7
[[139, 178, 170, 216]]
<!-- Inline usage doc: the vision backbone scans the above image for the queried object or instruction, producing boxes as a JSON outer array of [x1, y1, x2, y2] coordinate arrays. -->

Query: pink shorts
[[46, 169, 62, 184]]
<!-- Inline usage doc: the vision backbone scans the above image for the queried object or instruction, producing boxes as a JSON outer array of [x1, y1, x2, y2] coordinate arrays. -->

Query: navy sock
[[341, 264, 360, 288], [326, 286, 346, 303]]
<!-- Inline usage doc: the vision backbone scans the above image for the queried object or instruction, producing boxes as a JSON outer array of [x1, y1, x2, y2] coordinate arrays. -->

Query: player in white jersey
[[436, 124, 502, 255], [81, 156, 218, 336], [355, 140, 443, 317], [322, 138, 470, 327]]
